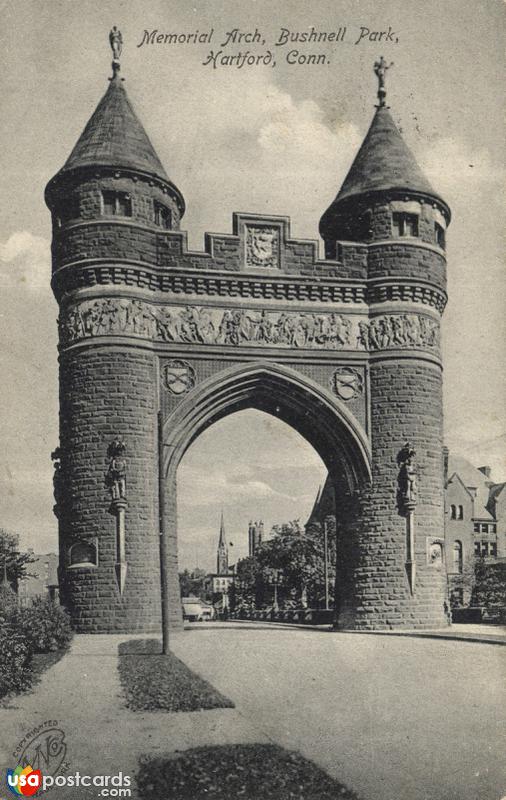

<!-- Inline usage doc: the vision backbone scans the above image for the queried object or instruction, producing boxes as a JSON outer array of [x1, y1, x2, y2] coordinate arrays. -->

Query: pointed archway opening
[[177, 409, 328, 618], [161, 362, 372, 630]]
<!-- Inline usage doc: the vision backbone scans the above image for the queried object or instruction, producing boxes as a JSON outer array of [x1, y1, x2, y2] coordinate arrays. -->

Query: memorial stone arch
[[46, 38, 451, 633]]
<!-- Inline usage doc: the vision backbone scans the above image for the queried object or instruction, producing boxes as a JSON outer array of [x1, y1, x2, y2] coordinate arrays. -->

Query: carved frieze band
[[59, 299, 441, 354]]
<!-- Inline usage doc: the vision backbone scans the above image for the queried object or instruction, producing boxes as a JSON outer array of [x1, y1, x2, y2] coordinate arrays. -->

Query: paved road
[[171, 622, 506, 800], [1, 623, 504, 800]]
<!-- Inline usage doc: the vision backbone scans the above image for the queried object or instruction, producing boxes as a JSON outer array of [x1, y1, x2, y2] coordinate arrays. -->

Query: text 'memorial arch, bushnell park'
[[46, 35, 451, 632]]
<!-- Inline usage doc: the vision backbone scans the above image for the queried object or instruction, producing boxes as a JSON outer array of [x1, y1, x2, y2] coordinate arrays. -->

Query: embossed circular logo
[[164, 360, 196, 395], [331, 367, 363, 401]]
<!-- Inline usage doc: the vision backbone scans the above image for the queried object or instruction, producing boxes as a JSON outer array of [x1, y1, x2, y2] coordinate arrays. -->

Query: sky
[[0, 0, 504, 571]]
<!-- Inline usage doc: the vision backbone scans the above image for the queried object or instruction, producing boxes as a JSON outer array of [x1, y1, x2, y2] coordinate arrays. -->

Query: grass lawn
[[137, 744, 360, 799], [118, 639, 235, 712]]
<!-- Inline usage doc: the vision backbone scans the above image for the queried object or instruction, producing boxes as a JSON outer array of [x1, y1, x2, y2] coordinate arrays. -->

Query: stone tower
[[45, 41, 184, 632], [217, 512, 229, 575], [46, 38, 450, 633], [319, 59, 451, 628], [248, 520, 264, 557]]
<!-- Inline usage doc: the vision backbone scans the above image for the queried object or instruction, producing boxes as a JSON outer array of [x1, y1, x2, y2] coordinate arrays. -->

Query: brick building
[[248, 521, 264, 557], [46, 38, 452, 633], [309, 453, 506, 608], [17, 553, 59, 605], [444, 454, 505, 605]]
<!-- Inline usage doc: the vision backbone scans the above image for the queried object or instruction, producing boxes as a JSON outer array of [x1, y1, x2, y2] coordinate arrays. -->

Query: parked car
[[181, 596, 215, 622]]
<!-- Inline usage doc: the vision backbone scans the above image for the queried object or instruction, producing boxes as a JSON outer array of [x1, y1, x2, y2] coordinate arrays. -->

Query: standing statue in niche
[[105, 439, 127, 501], [51, 447, 64, 517], [397, 442, 417, 511]]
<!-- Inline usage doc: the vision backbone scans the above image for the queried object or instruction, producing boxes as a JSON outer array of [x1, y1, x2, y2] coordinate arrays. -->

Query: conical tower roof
[[47, 29, 184, 214], [320, 59, 449, 233], [61, 73, 170, 181], [335, 105, 438, 204]]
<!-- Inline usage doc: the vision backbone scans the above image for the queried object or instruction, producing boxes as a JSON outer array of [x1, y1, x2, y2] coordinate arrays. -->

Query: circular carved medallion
[[164, 359, 196, 395], [331, 367, 363, 401]]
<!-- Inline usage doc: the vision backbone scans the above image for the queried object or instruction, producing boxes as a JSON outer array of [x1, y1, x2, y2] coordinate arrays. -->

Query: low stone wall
[[230, 609, 335, 625]]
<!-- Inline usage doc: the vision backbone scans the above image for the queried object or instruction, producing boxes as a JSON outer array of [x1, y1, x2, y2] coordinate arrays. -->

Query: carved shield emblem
[[246, 226, 279, 269], [332, 367, 363, 401], [164, 359, 196, 395]]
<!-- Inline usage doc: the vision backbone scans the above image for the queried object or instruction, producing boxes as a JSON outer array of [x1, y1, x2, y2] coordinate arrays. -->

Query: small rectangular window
[[102, 191, 132, 217], [435, 222, 445, 248], [481, 542, 489, 556], [473, 523, 480, 533], [490, 543, 497, 557], [154, 202, 172, 229], [117, 194, 132, 216], [474, 541, 481, 555], [481, 523, 488, 533], [404, 214, 418, 237], [103, 191, 116, 215], [392, 212, 419, 238]]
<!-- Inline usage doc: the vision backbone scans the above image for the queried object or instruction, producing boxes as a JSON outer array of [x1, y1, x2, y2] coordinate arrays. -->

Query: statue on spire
[[374, 56, 393, 107], [109, 26, 123, 76]]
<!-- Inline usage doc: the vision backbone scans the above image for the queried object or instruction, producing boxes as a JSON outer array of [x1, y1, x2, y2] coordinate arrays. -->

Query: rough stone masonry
[[45, 38, 451, 632]]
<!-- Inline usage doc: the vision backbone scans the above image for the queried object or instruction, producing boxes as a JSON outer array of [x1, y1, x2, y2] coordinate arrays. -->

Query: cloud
[[0, 230, 51, 292], [444, 425, 506, 482], [419, 136, 504, 205], [147, 70, 362, 247], [178, 465, 299, 508]]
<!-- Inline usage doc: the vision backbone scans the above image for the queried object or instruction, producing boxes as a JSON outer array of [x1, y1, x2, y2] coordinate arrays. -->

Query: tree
[[234, 556, 268, 610], [0, 530, 37, 593], [471, 557, 506, 610], [178, 568, 207, 600], [234, 518, 337, 610]]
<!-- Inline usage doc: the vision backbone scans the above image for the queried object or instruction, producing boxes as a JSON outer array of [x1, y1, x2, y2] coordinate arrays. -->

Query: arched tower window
[[450, 504, 456, 519], [452, 541, 463, 574], [68, 540, 97, 568], [458, 505, 464, 519]]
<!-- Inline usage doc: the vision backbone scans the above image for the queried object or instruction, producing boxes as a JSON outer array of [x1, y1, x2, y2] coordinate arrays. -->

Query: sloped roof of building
[[334, 106, 441, 205], [60, 74, 170, 182], [488, 482, 506, 504], [447, 454, 495, 520], [305, 475, 336, 528]]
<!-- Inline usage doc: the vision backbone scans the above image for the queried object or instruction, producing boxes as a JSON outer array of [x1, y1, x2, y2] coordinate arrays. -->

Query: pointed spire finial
[[374, 56, 394, 107], [109, 26, 123, 78]]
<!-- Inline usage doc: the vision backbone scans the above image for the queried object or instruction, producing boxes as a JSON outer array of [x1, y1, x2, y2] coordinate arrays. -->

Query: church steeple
[[217, 511, 229, 575]]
